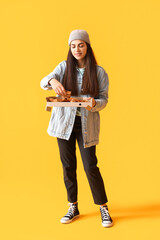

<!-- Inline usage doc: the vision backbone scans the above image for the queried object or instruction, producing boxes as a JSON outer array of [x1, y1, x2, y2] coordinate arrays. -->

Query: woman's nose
[[75, 46, 80, 52]]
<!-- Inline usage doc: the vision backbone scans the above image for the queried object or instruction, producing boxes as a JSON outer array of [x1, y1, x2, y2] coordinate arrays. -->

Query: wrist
[[48, 78, 54, 86]]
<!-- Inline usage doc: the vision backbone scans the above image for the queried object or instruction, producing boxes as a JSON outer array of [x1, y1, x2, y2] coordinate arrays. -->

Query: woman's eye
[[71, 44, 84, 49]]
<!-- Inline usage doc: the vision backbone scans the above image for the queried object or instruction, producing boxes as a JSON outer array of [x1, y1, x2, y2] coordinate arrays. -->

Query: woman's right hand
[[49, 79, 66, 96]]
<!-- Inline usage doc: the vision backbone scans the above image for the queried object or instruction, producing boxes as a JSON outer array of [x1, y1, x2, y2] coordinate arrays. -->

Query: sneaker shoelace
[[64, 203, 77, 219], [100, 206, 111, 222]]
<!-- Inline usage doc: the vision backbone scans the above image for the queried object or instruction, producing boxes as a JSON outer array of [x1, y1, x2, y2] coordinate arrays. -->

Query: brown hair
[[62, 43, 99, 97]]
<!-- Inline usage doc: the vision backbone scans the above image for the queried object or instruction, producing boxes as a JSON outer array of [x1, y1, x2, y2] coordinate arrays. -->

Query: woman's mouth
[[75, 53, 82, 56]]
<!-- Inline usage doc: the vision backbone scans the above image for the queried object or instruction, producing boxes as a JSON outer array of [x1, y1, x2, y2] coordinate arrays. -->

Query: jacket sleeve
[[90, 67, 109, 112], [40, 61, 66, 90]]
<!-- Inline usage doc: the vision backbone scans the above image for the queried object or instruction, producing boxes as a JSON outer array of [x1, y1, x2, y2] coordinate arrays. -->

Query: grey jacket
[[40, 60, 109, 148]]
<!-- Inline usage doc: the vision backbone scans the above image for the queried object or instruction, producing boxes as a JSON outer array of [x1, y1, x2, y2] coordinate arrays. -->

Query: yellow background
[[0, 0, 160, 239]]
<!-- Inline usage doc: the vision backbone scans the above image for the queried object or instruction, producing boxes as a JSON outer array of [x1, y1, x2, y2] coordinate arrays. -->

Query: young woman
[[40, 29, 113, 227]]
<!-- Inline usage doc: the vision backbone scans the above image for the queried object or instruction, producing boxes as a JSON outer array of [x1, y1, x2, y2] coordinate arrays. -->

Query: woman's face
[[70, 40, 87, 61]]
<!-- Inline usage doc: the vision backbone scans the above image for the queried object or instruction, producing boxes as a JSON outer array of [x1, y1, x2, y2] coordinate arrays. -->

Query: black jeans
[[57, 116, 108, 205]]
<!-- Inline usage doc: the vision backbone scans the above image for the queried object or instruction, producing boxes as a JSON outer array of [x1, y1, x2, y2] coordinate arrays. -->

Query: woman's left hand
[[85, 97, 96, 111]]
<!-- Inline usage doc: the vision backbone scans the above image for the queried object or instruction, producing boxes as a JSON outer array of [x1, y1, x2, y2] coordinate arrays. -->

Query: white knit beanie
[[68, 29, 91, 46]]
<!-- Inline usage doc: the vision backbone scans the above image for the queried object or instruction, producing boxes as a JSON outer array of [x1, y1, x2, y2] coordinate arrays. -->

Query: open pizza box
[[45, 96, 93, 111]]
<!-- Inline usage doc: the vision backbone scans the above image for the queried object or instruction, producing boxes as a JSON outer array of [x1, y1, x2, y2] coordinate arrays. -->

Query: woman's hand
[[85, 97, 96, 111], [49, 78, 66, 96]]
